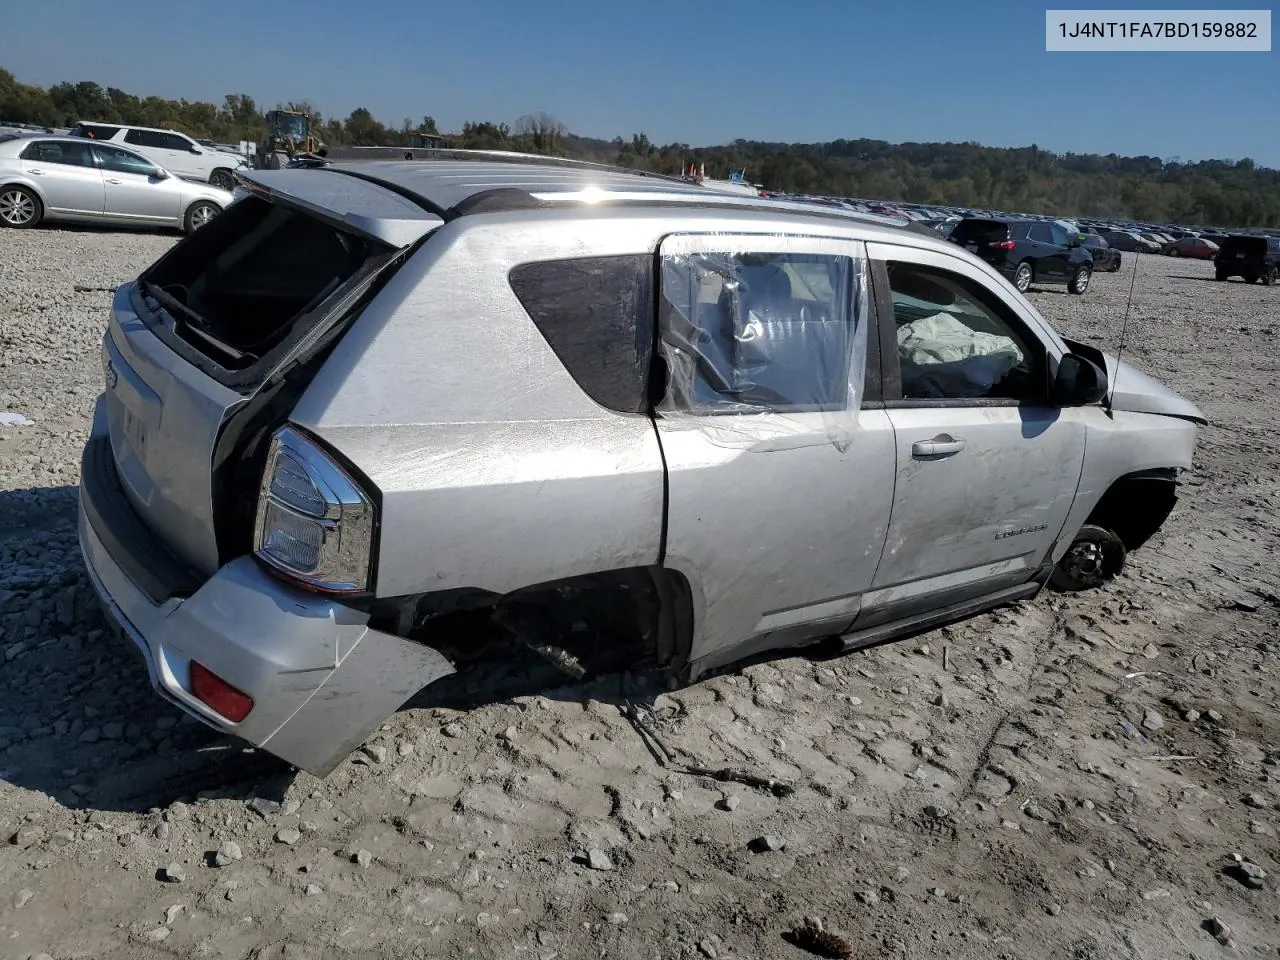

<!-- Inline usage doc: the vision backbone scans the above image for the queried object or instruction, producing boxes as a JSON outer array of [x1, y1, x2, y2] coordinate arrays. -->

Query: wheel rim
[[190, 204, 216, 229], [0, 189, 35, 225], [1075, 269, 1090, 292], [1015, 265, 1031, 290], [1062, 540, 1105, 582]]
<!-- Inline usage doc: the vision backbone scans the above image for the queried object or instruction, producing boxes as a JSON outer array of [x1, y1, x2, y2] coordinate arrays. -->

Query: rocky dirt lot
[[1, 227, 1277, 960]]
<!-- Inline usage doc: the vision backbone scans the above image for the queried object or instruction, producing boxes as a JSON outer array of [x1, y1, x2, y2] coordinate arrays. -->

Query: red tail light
[[989, 240, 1016, 251], [190, 661, 254, 722]]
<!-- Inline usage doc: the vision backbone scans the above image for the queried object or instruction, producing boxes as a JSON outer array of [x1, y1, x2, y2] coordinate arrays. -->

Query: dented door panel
[[868, 405, 1087, 612]]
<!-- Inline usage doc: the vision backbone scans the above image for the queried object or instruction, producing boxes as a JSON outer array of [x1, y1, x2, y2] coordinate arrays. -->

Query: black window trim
[[508, 253, 657, 417], [868, 256, 1060, 410]]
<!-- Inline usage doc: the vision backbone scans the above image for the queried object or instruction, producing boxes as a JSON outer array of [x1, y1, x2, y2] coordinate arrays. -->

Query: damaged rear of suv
[[79, 155, 1206, 777]]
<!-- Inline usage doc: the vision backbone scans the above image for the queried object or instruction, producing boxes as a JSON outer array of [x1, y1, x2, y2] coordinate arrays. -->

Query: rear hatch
[[949, 218, 1012, 267], [99, 168, 443, 581]]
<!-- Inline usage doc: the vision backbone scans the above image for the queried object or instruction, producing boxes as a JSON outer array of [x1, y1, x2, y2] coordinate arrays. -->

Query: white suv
[[68, 121, 247, 190]]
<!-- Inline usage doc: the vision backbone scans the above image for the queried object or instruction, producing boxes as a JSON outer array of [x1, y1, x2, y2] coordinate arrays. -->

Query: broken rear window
[[138, 196, 395, 383]]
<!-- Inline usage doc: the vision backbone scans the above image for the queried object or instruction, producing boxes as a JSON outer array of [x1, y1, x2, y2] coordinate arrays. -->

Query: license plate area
[[123, 408, 147, 455]]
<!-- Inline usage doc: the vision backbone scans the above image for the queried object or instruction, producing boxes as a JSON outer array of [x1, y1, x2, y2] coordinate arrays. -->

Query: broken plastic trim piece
[[491, 602, 587, 680]]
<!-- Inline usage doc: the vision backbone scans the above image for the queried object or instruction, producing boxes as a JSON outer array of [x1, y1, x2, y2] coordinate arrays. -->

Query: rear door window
[[123, 129, 168, 149], [20, 140, 95, 167], [1028, 223, 1053, 244], [657, 246, 865, 415], [509, 256, 655, 415], [950, 219, 1008, 246]]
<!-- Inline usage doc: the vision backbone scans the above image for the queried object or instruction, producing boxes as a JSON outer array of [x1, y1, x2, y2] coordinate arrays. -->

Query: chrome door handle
[[911, 434, 966, 459], [105, 178, 122, 184], [29, 169, 44, 175]]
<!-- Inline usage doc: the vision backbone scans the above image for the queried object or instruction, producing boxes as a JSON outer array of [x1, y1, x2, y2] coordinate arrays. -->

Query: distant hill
[[2, 67, 1276, 227]]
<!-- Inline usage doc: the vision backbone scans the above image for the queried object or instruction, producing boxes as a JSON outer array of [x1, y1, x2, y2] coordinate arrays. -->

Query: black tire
[[209, 168, 235, 191], [1067, 264, 1092, 295], [0, 184, 43, 229], [1167, 247, 1178, 257], [183, 200, 221, 235], [1013, 261, 1033, 293], [1049, 524, 1127, 592], [1245, 273, 1258, 284], [1214, 268, 1228, 281], [1263, 269, 1276, 287]]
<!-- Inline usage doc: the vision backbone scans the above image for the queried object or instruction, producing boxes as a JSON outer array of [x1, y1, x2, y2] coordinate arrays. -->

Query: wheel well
[[368, 565, 695, 681], [1084, 469, 1179, 553]]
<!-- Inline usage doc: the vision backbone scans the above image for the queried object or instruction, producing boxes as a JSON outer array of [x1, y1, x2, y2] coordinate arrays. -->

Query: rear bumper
[[77, 437, 456, 777]]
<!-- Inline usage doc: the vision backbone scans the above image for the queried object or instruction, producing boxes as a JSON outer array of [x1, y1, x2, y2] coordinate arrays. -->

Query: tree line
[[3, 68, 1277, 227]]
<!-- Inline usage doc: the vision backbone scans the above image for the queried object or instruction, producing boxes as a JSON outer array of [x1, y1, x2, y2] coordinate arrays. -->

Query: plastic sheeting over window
[[656, 234, 868, 451]]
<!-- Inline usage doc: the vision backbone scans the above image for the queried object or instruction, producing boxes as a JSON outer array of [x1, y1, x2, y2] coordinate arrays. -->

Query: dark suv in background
[[949, 217, 1094, 294], [1214, 235, 1278, 285]]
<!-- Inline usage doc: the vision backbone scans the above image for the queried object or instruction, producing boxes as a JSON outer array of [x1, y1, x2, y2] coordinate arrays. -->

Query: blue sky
[[5, 0, 1278, 164]]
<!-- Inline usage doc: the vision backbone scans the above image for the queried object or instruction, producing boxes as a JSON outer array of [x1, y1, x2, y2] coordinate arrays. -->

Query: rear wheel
[[1049, 524, 1127, 591], [1067, 264, 1091, 295], [1013, 261, 1033, 293], [1245, 273, 1259, 284], [0, 185, 42, 228], [183, 200, 220, 234], [1264, 268, 1276, 287], [1215, 268, 1228, 281], [1167, 247, 1178, 257]]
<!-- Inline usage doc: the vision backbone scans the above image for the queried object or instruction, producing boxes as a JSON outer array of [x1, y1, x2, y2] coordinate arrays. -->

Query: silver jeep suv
[[78, 153, 1206, 776]]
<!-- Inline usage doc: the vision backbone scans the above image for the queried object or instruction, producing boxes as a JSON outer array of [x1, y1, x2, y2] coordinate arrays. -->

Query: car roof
[[73, 120, 190, 135], [240, 151, 954, 248], [0, 133, 155, 160]]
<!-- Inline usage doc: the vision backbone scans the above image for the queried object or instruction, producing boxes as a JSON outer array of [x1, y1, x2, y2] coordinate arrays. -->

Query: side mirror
[[1051, 353, 1108, 406], [151, 169, 169, 180], [190, 146, 203, 154]]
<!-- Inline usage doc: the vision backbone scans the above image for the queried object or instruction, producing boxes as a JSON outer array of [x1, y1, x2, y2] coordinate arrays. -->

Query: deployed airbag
[[897, 311, 1023, 398]]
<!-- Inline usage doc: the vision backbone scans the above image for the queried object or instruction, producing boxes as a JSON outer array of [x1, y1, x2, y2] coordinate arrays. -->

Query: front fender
[[1051, 410, 1199, 563]]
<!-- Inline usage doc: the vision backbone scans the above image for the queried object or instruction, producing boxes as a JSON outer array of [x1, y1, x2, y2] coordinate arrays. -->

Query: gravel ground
[[1, 228, 1278, 960]]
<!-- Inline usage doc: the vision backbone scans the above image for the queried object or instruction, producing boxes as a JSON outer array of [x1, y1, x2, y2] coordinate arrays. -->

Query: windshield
[[277, 114, 309, 138]]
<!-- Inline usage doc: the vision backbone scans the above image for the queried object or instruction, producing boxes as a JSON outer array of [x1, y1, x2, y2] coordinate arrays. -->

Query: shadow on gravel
[[29, 221, 185, 239], [1166, 274, 1267, 286], [0, 484, 688, 816], [0, 484, 296, 816]]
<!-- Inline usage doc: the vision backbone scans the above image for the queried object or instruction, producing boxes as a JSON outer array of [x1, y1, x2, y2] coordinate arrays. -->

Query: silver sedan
[[0, 133, 233, 234]]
